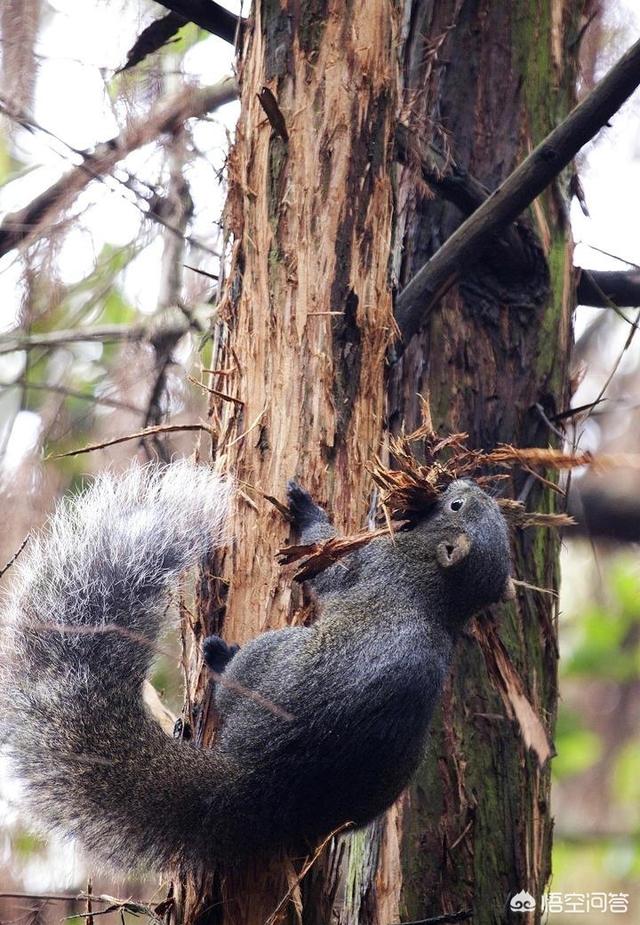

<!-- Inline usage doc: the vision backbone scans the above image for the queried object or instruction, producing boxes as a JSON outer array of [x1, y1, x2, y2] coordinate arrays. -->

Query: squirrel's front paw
[[203, 635, 240, 674]]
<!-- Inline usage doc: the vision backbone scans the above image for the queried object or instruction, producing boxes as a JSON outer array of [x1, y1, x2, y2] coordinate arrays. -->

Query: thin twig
[[85, 879, 94, 925], [590, 306, 640, 407], [30, 621, 292, 721], [264, 823, 353, 925], [188, 374, 244, 405], [0, 535, 29, 578], [226, 402, 268, 448], [0, 322, 162, 355], [0, 894, 144, 905], [394, 912, 472, 925], [48, 423, 212, 458], [2, 379, 142, 412]]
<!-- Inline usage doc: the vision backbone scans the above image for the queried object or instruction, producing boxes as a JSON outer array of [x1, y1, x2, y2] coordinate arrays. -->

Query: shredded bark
[[278, 527, 399, 581], [280, 430, 584, 574]]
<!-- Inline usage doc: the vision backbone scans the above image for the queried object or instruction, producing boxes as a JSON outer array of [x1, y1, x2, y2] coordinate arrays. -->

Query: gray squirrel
[[0, 461, 513, 873]]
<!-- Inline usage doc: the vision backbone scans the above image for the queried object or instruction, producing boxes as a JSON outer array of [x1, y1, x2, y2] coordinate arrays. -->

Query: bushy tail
[[0, 461, 233, 872]]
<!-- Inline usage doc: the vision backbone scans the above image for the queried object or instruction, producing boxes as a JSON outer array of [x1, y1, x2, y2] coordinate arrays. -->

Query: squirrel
[[0, 461, 514, 874]]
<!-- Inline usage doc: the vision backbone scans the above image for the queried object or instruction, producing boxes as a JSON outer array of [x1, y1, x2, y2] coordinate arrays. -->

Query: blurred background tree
[[0, 1, 638, 924]]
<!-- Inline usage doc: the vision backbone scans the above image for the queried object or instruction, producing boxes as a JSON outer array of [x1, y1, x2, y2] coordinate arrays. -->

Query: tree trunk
[[180, 2, 584, 923]]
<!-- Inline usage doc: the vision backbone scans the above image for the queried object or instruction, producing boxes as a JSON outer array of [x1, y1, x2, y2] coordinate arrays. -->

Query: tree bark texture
[[383, 4, 582, 923], [180, 2, 585, 924]]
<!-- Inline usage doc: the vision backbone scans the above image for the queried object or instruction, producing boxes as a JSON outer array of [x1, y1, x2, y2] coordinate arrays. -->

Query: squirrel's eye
[[449, 498, 465, 512]]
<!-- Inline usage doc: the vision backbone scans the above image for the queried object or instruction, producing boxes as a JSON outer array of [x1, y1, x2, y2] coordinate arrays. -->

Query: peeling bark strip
[[256, 86, 289, 141]]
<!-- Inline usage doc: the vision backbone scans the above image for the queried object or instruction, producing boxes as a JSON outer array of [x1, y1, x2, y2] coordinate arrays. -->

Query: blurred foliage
[[615, 741, 640, 807], [150, 627, 186, 713], [554, 710, 602, 779], [552, 549, 640, 909], [12, 829, 46, 859], [562, 561, 640, 682]]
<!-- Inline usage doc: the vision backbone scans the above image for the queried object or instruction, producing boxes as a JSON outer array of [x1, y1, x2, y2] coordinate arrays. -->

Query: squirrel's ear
[[436, 533, 470, 569]]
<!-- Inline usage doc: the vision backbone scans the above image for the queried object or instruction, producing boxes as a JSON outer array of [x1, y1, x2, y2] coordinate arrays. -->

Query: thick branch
[[577, 268, 640, 307], [394, 124, 532, 272], [395, 35, 640, 344], [2, 379, 141, 412], [152, 0, 241, 43], [395, 129, 640, 307], [569, 480, 640, 543], [0, 77, 238, 258]]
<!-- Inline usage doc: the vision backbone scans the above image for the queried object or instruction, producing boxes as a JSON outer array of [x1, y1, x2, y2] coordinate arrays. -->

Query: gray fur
[[1, 468, 512, 874]]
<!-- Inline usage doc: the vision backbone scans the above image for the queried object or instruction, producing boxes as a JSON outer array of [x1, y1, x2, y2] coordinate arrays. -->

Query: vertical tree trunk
[[382, 5, 581, 922], [181, 2, 585, 923]]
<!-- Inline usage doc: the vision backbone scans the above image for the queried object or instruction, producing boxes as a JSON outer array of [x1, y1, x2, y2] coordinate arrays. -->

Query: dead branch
[[152, 0, 241, 44], [577, 268, 640, 307], [0, 77, 238, 258], [120, 12, 187, 72], [569, 479, 640, 542], [395, 34, 640, 344], [0, 321, 166, 354], [396, 127, 640, 311], [0, 892, 84, 902], [394, 124, 533, 273]]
